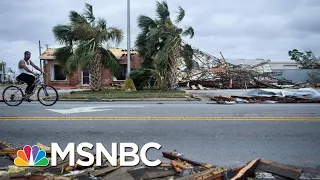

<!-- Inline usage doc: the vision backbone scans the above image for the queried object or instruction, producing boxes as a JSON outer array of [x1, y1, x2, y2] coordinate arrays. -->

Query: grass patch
[[60, 89, 187, 99], [0, 83, 14, 86]]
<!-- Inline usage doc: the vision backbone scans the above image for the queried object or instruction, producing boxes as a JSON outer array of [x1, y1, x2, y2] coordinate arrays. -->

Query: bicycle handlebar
[[35, 72, 48, 77]]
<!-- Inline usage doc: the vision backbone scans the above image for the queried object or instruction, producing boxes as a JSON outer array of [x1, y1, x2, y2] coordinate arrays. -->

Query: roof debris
[[178, 51, 320, 90], [208, 88, 320, 104]]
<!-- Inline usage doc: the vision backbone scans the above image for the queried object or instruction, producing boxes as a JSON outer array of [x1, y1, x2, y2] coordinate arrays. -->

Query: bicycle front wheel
[[2, 85, 24, 106], [37, 85, 59, 106]]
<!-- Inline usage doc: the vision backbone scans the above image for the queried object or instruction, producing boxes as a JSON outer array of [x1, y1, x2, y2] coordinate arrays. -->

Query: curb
[[57, 98, 201, 102], [1, 98, 201, 102]]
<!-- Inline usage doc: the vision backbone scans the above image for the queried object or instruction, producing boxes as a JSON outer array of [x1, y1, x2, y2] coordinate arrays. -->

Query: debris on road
[[208, 88, 320, 104], [1, 141, 320, 179], [256, 159, 303, 180]]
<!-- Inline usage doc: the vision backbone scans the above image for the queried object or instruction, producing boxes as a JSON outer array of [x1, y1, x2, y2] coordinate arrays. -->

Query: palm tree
[[52, 3, 123, 91], [135, 1, 195, 90]]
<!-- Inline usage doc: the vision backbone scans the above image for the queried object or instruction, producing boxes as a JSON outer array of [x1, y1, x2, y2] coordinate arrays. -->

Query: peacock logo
[[14, 145, 49, 166]]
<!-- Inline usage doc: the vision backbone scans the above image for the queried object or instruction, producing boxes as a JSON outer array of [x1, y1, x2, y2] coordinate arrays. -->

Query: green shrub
[[130, 68, 157, 90], [307, 70, 320, 83]]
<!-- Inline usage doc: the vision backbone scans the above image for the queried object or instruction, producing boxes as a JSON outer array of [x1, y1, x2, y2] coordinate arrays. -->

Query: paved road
[[0, 101, 320, 169], [1, 101, 320, 117]]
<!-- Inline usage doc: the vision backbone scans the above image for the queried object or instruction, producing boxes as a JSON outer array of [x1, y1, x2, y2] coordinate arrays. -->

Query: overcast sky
[[0, 0, 319, 71]]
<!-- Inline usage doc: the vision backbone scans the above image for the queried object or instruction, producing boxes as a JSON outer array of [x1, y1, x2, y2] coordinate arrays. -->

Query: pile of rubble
[[208, 88, 320, 104], [1, 141, 320, 179], [178, 50, 319, 90]]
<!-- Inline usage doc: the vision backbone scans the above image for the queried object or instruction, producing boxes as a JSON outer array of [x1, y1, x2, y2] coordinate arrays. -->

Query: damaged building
[[178, 50, 318, 90]]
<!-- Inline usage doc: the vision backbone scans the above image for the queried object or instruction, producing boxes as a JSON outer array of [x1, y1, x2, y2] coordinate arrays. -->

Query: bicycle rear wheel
[[2, 85, 24, 106], [37, 85, 59, 106]]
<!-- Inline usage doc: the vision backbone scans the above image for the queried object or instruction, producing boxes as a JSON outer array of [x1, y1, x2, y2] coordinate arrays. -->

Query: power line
[[0, 50, 15, 55], [0, 50, 20, 58], [39, 40, 44, 72], [0, 52, 20, 59]]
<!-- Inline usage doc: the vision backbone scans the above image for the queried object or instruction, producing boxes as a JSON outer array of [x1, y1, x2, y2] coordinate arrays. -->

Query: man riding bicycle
[[16, 51, 44, 98]]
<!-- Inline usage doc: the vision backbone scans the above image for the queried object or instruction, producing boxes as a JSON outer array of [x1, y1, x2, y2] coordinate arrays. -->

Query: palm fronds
[[52, 3, 123, 90], [134, 1, 195, 89]]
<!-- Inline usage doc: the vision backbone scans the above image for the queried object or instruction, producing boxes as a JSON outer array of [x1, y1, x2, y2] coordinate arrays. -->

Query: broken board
[[256, 159, 303, 180]]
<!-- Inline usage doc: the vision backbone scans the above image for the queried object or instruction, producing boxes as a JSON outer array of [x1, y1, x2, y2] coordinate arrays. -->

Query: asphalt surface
[[1, 101, 320, 117], [0, 101, 320, 169]]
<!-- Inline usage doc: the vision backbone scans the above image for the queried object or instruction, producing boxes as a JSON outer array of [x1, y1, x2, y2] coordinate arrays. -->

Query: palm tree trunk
[[169, 60, 180, 89], [90, 49, 103, 91], [167, 45, 181, 89]]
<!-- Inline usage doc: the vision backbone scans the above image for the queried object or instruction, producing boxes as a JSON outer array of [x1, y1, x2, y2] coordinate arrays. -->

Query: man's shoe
[[23, 93, 32, 100], [22, 94, 27, 99], [26, 90, 33, 94]]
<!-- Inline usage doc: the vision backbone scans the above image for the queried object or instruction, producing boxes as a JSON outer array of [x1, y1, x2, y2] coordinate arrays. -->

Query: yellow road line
[[0, 116, 319, 121]]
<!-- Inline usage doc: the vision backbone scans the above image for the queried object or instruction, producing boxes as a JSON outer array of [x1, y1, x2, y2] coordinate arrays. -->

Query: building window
[[51, 64, 66, 80], [82, 68, 90, 85]]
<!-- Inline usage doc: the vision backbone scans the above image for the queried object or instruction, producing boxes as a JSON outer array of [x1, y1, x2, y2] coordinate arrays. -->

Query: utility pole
[[3, 61, 6, 82], [126, 0, 131, 78], [0, 61, 3, 82], [39, 40, 42, 71]]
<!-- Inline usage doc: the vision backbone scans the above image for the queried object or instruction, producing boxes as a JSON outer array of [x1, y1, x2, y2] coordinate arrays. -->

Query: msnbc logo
[[14, 145, 49, 166]]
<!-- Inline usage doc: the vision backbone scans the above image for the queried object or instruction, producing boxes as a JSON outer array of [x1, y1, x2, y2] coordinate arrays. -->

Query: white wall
[[269, 62, 301, 70]]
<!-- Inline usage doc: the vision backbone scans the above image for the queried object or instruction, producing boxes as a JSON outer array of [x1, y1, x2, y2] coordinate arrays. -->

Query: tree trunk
[[90, 49, 103, 91], [166, 58, 179, 89], [167, 45, 181, 89]]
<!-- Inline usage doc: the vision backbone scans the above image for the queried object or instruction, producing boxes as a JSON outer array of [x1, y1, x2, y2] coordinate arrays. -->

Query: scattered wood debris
[[207, 88, 320, 104], [230, 158, 260, 180], [178, 51, 317, 90], [0, 141, 17, 161], [256, 159, 303, 180], [1, 142, 320, 179]]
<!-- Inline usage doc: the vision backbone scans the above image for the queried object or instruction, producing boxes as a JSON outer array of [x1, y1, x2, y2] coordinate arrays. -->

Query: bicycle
[[2, 73, 59, 106]]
